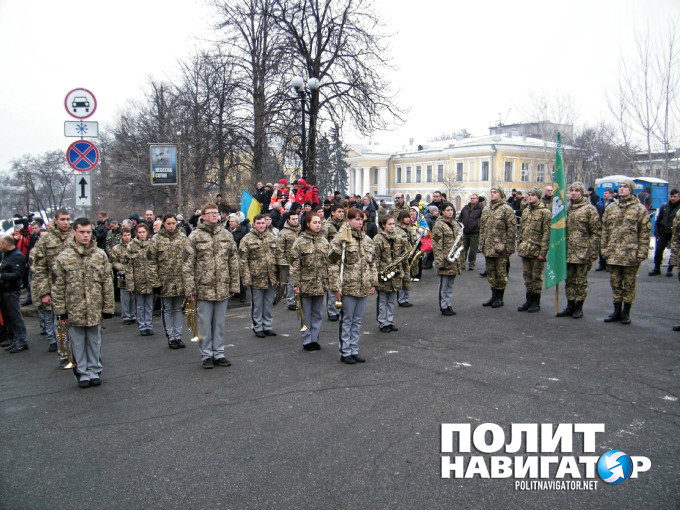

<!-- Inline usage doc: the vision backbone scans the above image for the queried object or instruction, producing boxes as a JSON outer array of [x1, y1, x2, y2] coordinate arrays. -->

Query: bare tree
[[572, 123, 632, 185], [7, 151, 72, 215]]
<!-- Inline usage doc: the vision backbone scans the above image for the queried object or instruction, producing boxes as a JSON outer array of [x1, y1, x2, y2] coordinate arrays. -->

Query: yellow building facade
[[346, 133, 580, 211]]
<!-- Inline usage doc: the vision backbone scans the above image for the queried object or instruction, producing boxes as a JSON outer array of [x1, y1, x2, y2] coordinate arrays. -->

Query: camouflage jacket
[[479, 200, 517, 257], [377, 206, 388, 219], [601, 195, 651, 266], [541, 195, 553, 212], [566, 198, 601, 264], [147, 227, 187, 298], [431, 216, 464, 276], [52, 238, 114, 327], [518, 202, 551, 259], [110, 240, 131, 290], [391, 203, 410, 218], [277, 221, 299, 265], [328, 227, 377, 298], [323, 217, 345, 243], [669, 210, 680, 267], [373, 230, 409, 292], [182, 220, 240, 300], [289, 230, 330, 296], [239, 229, 282, 289], [396, 223, 418, 282], [30, 224, 71, 299], [126, 238, 154, 294], [105, 229, 122, 257]]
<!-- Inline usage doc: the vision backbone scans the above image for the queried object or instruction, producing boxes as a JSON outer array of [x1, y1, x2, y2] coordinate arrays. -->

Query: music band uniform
[[373, 227, 408, 330], [431, 214, 464, 314], [126, 236, 154, 335]]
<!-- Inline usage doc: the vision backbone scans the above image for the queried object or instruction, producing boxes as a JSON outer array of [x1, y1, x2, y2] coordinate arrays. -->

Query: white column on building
[[349, 167, 356, 194], [356, 167, 363, 195], [362, 166, 371, 196], [377, 166, 387, 195]]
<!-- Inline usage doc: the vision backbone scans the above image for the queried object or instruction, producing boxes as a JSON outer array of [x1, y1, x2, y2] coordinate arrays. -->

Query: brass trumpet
[[56, 321, 75, 370], [334, 225, 354, 310], [294, 292, 309, 332], [184, 299, 200, 343]]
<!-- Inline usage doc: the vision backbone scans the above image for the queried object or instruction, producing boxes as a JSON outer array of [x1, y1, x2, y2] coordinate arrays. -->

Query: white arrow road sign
[[75, 173, 92, 207], [64, 121, 99, 138]]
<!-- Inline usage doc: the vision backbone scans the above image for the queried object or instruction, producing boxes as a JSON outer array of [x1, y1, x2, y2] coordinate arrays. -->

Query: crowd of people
[[1, 179, 678, 387]]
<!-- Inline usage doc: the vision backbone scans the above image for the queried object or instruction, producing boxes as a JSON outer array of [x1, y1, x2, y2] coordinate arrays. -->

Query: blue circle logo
[[598, 450, 633, 484]]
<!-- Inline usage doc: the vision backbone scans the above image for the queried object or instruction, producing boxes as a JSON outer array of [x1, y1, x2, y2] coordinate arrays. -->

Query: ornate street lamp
[[291, 75, 321, 182]]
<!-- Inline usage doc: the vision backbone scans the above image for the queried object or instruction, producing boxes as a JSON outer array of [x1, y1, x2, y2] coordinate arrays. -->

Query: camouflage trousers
[[486, 256, 508, 290], [609, 264, 640, 304], [521, 257, 545, 294], [565, 263, 591, 301]]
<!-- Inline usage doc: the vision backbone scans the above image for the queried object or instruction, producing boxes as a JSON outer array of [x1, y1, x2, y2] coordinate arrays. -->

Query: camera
[[116, 271, 126, 288], [13, 213, 35, 236]]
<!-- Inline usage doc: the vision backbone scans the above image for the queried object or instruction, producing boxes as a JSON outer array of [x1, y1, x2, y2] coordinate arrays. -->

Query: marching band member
[[323, 204, 346, 321], [373, 215, 408, 332], [239, 214, 283, 338], [127, 223, 154, 336], [395, 210, 415, 307], [110, 227, 136, 325], [431, 202, 464, 316], [329, 208, 377, 364], [289, 212, 329, 351], [277, 212, 300, 311], [183, 203, 240, 368], [147, 214, 187, 349]]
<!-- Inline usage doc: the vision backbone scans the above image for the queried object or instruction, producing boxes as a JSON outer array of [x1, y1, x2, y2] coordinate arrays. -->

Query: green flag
[[545, 132, 567, 289]]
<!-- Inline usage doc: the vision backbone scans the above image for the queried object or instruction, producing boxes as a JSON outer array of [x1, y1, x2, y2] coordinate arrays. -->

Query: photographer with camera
[[1, 235, 28, 353]]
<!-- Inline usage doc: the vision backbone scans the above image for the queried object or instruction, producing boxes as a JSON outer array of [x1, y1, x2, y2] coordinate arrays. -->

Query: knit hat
[[621, 179, 636, 193], [265, 182, 273, 188], [528, 186, 543, 199], [279, 178, 288, 186], [129, 213, 141, 223], [298, 178, 307, 187], [570, 181, 586, 195], [491, 186, 506, 199]]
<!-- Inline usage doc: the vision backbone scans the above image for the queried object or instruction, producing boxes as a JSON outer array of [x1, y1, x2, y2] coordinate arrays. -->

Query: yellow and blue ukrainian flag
[[240, 189, 261, 223]]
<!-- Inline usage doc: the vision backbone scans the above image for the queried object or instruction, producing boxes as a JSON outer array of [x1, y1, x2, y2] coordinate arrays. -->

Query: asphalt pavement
[[1, 255, 678, 509]]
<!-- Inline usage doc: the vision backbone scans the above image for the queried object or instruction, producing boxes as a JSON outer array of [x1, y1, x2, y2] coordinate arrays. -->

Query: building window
[[456, 162, 463, 181], [504, 161, 513, 182], [437, 164, 444, 181], [537, 164, 545, 183], [521, 163, 529, 182], [426, 165, 433, 182], [406, 166, 412, 183], [373, 168, 378, 185], [396, 167, 402, 183], [481, 161, 489, 181], [416, 165, 422, 182]]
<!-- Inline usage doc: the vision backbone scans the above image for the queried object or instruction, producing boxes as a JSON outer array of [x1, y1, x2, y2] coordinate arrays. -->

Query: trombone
[[294, 292, 309, 332], [183, 299, 200, 343], [56, 321, 75, 370], [334, 225, 353, 310]]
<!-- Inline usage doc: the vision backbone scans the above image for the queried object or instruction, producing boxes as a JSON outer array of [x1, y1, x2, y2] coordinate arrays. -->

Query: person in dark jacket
[[458, 194, 484, 271], [361, 195, 377, 224], [649, 189, 680, 276], [0, 235, 28, 352], [278, 203, 302, 231], [409, 194, 422, 207], [228, 213, 250, 302], [588, 187, 600, 208], [253, 182, 268, 210]]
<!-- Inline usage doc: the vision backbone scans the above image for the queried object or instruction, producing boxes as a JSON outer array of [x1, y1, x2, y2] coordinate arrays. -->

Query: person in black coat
[[650, 188, 680, 276], [0, 235, 28, 352], [228, 213, 251, 302]]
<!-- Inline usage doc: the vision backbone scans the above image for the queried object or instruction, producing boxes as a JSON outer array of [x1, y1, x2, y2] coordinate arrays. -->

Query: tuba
[[447, 221, 466, 263], [183, 299, 200, 343]]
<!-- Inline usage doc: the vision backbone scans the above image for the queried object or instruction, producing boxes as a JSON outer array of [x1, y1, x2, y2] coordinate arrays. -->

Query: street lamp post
[[291, 75, 320, 182]]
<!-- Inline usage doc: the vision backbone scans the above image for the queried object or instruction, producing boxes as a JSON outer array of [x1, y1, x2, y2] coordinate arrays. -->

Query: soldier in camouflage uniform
[[556, 182, 601, 319], [517, 187, 551, 313], [110, 228, 136, 324], [374, 215, 409, 331], [391, 193, 409, 218], [479, 187, 517, 308], [669, 210, 680, 331], [277, 213, 300, 310], [601, 179, 651, 324], [183, 203, 240, 369], [147, 214, 187, 349], [31, 209, 71, 364], [289, 213, 330, 350], [432, 202, 465, 315], [240, 214, 283, 337], [105, 221, 122, 258], [395, 210, 415, 306], [323, 204, 346, 321], [329, 208, 377, 364], [127, 224, 155, 335], [52, 218, 114, 388]]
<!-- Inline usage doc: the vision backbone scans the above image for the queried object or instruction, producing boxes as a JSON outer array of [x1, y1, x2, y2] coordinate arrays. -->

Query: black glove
[[153, 286, 162, 295], [56, 313, 68, 321], [102, 313, 113, 319]]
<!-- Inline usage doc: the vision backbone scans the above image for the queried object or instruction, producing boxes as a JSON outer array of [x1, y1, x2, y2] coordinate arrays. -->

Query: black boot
[[604, 302, 622, 322], [571, 300, 584, 319], [621, 303, 631, 324], [556, 300, 575, 317], [666, 265, 674, 277], [518, 292, 532, 311], [673, 323, 680, 331], [482, 289, 496, 307], [648, 265, 661, 276], [527, 293, 541, 313], [491, 289, 504, 308]]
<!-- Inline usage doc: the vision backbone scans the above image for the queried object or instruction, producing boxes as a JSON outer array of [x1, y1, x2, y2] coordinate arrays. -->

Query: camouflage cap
[[570, 181, 586, 195], [491, 186, 506, 199], [528, 186, 543, 199], [621, 179, 636, 192]]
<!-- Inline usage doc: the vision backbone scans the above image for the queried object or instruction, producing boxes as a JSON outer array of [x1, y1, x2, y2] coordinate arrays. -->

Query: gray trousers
[[438, 275, 455, 309], [397, 289, 409, 304], [280, 266, 295, 306], [161, 296, 184, 341], [40, 305, 57, 347], [376, 290, 396, 327], [338, 295, 367, 357], [69, 324, 102, 381], [136, 294, 153, 331], [301, 295, 324, 345], [251, 285, 275, 332], [197, 299, 228, 360], [327, 291, 339, 319], [120, 289, 136, 321]]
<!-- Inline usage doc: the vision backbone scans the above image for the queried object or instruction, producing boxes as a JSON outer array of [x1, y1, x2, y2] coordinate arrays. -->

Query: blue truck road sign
[[66, 140, 99, 172]]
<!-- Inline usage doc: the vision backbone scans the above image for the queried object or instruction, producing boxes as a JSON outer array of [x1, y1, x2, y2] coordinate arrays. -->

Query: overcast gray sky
[[1, 0, 678, 172]]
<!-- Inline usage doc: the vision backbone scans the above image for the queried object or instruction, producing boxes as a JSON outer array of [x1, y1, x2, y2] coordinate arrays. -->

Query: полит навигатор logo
[[597, 450, 634, 484]]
